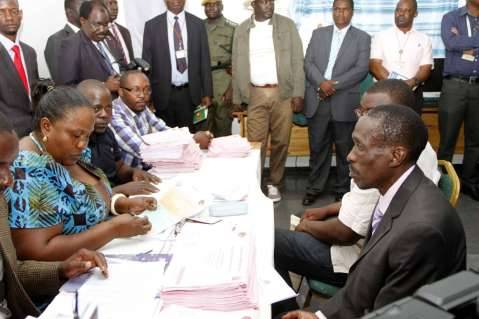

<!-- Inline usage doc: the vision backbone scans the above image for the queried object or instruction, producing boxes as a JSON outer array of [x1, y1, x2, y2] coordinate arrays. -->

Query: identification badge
[[193, 105, 208, 124], [462, 53, 475, 62], [176, 50, 186, 59]]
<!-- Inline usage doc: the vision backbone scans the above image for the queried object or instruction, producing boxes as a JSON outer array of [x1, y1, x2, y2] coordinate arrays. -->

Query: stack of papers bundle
[[159, 223, 258, 311], [141, 127, 203, 173], [207, 135, 251, 158]]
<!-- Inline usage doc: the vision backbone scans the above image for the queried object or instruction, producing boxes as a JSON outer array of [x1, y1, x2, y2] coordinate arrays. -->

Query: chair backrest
[[437, 160, 461, 207]]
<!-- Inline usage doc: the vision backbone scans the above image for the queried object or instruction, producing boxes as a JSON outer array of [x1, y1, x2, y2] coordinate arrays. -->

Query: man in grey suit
[[44, 0, 86, 83], [0, 0, 38, 138], [282, 105, 466, 319], [303, 0, 370, 206]]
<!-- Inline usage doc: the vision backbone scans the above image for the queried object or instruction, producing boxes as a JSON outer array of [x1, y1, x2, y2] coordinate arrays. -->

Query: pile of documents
[[159, 223, 258, 311], [207, 135, 251, 158], [140, 127, 203, 173]]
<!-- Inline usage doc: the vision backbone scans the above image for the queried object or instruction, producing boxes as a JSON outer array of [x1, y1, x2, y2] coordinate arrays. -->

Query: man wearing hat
[[202, 0, 237, 137]]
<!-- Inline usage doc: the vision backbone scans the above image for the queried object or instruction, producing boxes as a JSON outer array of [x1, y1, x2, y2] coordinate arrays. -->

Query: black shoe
[[335, 192, 346, 202], [302, 193, 320, 206]]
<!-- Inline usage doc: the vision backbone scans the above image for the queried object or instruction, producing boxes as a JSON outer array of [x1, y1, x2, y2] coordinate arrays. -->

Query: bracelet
[[110, 193, 127, 215]]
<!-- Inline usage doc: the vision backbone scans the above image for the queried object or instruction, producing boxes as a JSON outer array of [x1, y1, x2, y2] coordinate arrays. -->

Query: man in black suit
[[44, 0, 86, 82], [57, 0, 120, 93], [142, 0, 213, 131], [103, 0, 134, 64], [0, 0, 38, 137], [282, 105, 466, 319]]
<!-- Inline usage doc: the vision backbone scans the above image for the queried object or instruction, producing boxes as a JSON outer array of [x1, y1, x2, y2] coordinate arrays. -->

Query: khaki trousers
[[247, 86, 292, 186]]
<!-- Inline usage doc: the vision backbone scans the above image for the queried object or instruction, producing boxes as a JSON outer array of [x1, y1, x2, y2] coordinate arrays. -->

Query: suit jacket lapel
[[322, 26, 333, 71], [81, 32, 112, 75], [185, 12, 193, 66], [159, 14, 171, 76], [0, 43, 29, 98], [350, 167, 424, 271], [333, 27, 354, 72]]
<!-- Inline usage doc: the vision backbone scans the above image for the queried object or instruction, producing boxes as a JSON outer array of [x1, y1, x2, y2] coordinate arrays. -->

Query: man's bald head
[[78, 80, 112, 133]]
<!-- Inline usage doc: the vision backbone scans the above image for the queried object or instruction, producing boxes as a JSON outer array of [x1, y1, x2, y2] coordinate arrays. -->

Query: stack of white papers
[[141, 127, 203, 173], [159, 223, 258, 311], [207, 135, 252, 158]]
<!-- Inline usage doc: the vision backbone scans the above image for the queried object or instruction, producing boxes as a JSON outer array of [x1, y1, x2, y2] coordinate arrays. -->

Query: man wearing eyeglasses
[[57, 0, 121, 93], [110, 70, 213, 170], [0, 0, 39, 138], [273, 79, 440, 317]]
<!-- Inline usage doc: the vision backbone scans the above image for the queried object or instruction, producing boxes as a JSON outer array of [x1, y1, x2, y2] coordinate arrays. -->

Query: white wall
[[17, 0, 292, 78]]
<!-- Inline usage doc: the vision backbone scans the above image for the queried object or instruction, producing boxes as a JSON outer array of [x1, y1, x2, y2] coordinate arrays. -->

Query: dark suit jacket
[[115, 22, 134, 61], [57, 30, 114, 85], [304, 26, 370, 122], [0, 42, 38, 138], [0, 197, 62, 319], [320, 167, 466, 318], [44, 24, 76, 83], [142, 12, 213, 113]]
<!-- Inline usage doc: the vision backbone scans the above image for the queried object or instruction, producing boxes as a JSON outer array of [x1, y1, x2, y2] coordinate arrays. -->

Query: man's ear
[[80, 16, 87, 28], [389, 145, 408, 168]]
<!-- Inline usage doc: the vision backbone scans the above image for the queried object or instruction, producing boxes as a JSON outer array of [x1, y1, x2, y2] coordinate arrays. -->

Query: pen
[[73, 291, 80, 319]]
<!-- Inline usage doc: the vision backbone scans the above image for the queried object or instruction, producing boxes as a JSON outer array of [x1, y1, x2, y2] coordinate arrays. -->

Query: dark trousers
[[157, 86, 195, 132], [438, 78, 479, 192], [413, 85, 424, 115], [306, 108, 355, 195], [273, 229, 348, 316]]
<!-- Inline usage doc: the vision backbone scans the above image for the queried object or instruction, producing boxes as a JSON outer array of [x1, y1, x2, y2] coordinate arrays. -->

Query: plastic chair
[[437, 160, 461, 207]]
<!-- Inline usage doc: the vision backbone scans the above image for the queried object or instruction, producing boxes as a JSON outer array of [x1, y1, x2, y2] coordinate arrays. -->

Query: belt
[[171, 83, 189, 89], [444, 75, 479, 84], [251, 83, 279, 88]]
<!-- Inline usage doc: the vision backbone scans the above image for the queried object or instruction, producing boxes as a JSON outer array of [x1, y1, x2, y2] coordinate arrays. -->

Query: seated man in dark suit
[[103, 0, 134, 64], [78, 79, 161, 195], [282, 104, 466, 319], [0, 111, 108, 319], [57, 0, 120, 93], [44, 0, 86, 82], [0, 0, 39, 137]]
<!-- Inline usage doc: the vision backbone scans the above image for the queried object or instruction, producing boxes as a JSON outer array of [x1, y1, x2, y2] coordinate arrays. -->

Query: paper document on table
[[160, 222, 258, 311], [159, 305, 259, 319], [260, 267, 298, 304]]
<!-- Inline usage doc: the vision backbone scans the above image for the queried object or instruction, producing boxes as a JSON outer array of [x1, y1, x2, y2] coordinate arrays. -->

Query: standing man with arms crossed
[[369, 0, 433, 114], [202, 0, 236, 137], [232, 0, 305, 202], [303, 0, 370, 206], [438, 0, 479, 200], [142, 0, 213, 131], [0, 0, 38, 138]]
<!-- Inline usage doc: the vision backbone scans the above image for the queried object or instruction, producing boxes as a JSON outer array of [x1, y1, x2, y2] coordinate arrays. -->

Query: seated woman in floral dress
[[6, 87, 155, 261]]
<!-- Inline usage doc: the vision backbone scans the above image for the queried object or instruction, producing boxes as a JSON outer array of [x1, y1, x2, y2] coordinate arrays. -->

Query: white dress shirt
[[93, 40, 120, 75], [249, 19, 278, 86], [66, 21, 80, 33], [167, 10, 189, 86], [371, 26, 433, 79], [324, 24, 351, 80], [0, 33, 31, 97]]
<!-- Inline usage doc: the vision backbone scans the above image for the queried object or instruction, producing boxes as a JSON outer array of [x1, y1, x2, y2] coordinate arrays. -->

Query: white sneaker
[[267, 185, 282, 203]]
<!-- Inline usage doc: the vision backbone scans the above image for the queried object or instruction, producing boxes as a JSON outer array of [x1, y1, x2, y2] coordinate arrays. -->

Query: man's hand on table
[[193, 131, 214, 149], [132, 168, 161, 184], [282, 310, 319, 319], [59, 248, 108, 280]]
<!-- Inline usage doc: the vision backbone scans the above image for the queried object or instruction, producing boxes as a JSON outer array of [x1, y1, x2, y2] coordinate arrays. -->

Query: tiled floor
[[269, 167, 479, 310]]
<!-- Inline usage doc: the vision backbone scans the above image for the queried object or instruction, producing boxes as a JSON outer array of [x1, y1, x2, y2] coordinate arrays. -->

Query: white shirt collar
[[0, 32, 19, 51], [394, 25, 416, 35], [377, 165, 416, 216], [66, 22, 80, 33], [167, 10, 186, 23], [333, 23, 351, 34]]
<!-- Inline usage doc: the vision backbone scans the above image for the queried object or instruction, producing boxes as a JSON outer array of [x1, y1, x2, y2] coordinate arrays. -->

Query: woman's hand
[[127, 197, 157, 214], [110, 214, 152, 238]]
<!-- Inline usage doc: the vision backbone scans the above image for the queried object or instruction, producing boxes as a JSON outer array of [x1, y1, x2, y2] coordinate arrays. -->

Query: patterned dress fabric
[[6, 149, 111, 235]]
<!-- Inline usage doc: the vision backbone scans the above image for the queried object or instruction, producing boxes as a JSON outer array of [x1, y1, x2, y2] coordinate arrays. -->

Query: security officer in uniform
[[202, 0, 237, 137]]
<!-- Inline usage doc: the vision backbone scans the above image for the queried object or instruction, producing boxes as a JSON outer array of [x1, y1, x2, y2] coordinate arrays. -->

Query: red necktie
[[11, 45, 29, 94]]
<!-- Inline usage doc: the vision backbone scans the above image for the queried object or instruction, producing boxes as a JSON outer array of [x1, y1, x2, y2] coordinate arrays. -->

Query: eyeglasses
[[354, 106, 369, 118], [87, 20, 109, 33], [121, 86, 152, 96]]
